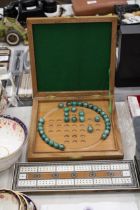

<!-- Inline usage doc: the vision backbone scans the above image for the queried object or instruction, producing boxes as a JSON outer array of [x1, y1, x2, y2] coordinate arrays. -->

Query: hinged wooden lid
[[27, 16, 117, 98]]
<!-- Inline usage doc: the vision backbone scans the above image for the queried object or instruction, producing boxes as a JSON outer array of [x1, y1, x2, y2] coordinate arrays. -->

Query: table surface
[[0, 102, 140, 210]]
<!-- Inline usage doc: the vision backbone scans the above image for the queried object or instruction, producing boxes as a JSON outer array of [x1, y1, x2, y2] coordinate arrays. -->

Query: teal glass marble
[[71, 116, 77, 122], [64, 112, 69, 117], [88, 104, 93, 109], [77, 101, 83, 106], [101, 133, 107, 140], [105, 118, 110, 123], [45, 137, 50, 143], [38, 122, 43, 127], [49, 140, 54, 146], [100, 111, 106, 117], [64, 116, 70, 122], [79, 116, 85, 122], [71, 107, 77, 112], [39, 130, 44, 135], [83, 102, 88, 108], [92, 105, 98, 111], [104, 130, 110, 135], [38, 117, 45, 124], [87, 125, 94, 133], [97, 108, 102, 114], [37, 126, 43, 132], [79, 111, 85, 116], [103, 114, 108, 119], [105, 126, 111, 131], [72, 101, 77, 106], [95, 116, 100, 122], [64, 107, 70, 112], [58, 102, 64, 108], [66, 101, 72, 106], [54, 142, 59, 149], [59, 144, 65, 150], [41, 134, 46, 140], [106, 121, 111, 126]]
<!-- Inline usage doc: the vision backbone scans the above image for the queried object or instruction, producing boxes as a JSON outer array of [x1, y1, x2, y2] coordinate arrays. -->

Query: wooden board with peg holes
[[28, 99, 123, 161], [12, 160, 138, 192]]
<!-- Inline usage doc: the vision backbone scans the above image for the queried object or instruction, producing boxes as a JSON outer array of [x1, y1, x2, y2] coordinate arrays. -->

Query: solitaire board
[[28, 98, 122, 161], [27, 16, 123, 161], [12, 160, 138, 192]]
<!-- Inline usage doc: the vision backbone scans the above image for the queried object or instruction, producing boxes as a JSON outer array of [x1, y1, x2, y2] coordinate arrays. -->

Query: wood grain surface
[[27, 16, 123, 161]]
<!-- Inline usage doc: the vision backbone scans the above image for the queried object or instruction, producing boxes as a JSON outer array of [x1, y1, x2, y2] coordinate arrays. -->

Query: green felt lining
[[32, 22, 112, 92]]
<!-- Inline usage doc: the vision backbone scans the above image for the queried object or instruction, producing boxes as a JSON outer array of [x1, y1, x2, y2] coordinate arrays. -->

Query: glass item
[[87, 125, 94, 133]]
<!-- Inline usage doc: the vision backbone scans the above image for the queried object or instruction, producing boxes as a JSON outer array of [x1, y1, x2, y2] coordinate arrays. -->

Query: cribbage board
[[12, 160, 139, 192]]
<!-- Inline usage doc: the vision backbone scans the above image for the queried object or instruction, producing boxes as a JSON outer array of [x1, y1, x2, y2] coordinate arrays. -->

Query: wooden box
[[27, 16, 123, 161]]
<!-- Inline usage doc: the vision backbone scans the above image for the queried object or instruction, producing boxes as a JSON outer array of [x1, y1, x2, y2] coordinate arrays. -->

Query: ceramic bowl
[[0, 189, 21, 210], [0, 115, 27, 171], [0, 189, 34, 210]]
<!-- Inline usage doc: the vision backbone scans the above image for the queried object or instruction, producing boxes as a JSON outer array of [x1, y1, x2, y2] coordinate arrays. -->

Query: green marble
[[71, 116, 77, 122], [105, 121, 111, 126], [64, 107, 70, 112], [101, 133, 107, 140], [72, 101, 77, 106], [64, 116, 70, 122], [100, 111, 106, 117], [105, 118, 110, 123], [58, 103, 64, 108], [64, 112, 69, 117], [105, 126, 111, 131], [59, 144, 65, 150], [66, 102, 72, 106], [38, 117, 45, 124], [38, 122, 43, 127], [79, 116, 85, 122], [79, 111, 85, 116], [83, 102, 88, 108], [71, 107, 77, 112], [95, 116, 100, 122], [104, 129, 110, 135], [41, 134, 46, 140], [97, 108, 102, 114], [88, 104, 93, 109], [37, 126, 43, 132], [103, 114, 108, 119], [49, 140, 54, 146], [77, 102, 83, 106], [39, 130, 44, 135], [45, 137, 50, 143], [54, 142, 59, 149], [92, 105, 98, 111], [87, 125, 94, 133]]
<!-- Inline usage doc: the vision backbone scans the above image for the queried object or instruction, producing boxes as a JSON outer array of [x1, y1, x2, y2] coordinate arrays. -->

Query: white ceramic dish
[[0, 115, 27, 171], [0, 189, 31, 210], [0, 189, 20, 210]]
